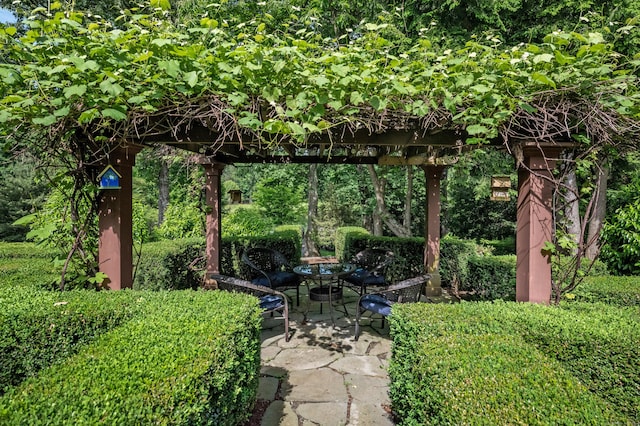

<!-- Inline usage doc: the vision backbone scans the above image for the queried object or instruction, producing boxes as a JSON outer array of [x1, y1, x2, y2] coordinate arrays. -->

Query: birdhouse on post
[[228, 189, 242, 204], [98, 165, 122, 190], [490, 176, 511, 201]]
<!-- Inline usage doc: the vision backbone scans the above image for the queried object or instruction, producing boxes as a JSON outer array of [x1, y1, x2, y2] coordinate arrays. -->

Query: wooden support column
[[422, 165, 446, 297], [516, 144, 562, 304], [202, 161, 225, 274], [98, 144, 142, 290]]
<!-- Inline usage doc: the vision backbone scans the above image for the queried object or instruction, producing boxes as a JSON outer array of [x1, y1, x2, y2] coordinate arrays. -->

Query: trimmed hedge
[[507, 302, 640, 422], [438, 235, 478, 290], [389, 301, 639, 425], [133, 238, 204, 291], [466, 255, 517, 300], [134, 230, 301, 290], [334, 226, 369, 261], [0, 243, 60, 290], [0, 288, 144, 395], [0, 243, 51, 259], [0, 290, 262, 426], [571, 275, 640, 307]]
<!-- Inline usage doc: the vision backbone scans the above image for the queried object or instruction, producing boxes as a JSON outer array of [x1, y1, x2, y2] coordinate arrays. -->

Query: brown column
[[98, 144, 143, 290], [422, 165, 446, 297], [516, 145, 561, 303], [203, 161, 225, 274]]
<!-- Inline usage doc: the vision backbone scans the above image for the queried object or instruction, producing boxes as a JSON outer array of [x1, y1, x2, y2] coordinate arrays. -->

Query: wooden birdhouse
[[228, 189, 242, 204], [98, 165, 122, 190], [490, 176, 511, 201]]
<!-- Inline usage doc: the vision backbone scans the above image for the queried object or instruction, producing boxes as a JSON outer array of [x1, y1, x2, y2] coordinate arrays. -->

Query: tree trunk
[[158, 159, 169, 225], [586, 163, 609, 260], [403, 166, 413, 233], [562, 153, 581, 252], [303, 164, 320, 257], [367, 165, 412, 237]]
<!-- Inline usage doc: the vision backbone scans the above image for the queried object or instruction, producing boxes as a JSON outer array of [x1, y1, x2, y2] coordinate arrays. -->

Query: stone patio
[[246, 282, 452, 425]]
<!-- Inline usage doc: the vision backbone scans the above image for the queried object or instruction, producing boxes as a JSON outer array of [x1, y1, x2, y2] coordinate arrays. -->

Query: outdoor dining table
[[293, 262, 356, 326]]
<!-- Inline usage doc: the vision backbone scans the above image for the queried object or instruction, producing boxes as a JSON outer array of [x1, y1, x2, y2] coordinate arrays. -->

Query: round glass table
[[293, 262, 356, 325]]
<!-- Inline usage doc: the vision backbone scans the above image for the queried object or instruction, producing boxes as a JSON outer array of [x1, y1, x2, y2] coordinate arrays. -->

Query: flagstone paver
[[249, 284, 400, 425]]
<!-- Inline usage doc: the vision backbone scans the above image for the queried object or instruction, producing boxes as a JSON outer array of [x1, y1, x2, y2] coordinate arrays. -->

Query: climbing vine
[[1, 6, 638, 149], [1, 4, 639, 289]]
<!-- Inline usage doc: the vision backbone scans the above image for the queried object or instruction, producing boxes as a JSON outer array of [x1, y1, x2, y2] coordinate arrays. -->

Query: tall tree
[[303, 164, 320, 256]]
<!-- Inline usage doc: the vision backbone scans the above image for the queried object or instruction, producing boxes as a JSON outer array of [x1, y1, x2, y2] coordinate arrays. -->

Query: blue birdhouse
[[98, 165, 121, 190]]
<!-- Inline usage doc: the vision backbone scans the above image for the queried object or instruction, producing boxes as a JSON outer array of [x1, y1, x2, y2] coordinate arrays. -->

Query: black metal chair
[[342, 247, 395, 296], [354, 274, 429, 341], [210, 273, 291, 342], [241, 247, 303, 305]]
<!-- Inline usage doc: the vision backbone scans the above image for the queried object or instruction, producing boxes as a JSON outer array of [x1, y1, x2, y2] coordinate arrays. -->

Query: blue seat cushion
[[259, 294, 285, 311], [252, 271, 299, 288], [359, 294, 392, 316], [344, 269, 386, 287]]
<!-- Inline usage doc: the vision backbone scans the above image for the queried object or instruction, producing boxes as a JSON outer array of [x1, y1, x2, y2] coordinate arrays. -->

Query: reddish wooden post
[[202, 161, 225, 274], [516, 144, 562, 303], [422, 165, 446, 297], [98, 144, 143, 290]]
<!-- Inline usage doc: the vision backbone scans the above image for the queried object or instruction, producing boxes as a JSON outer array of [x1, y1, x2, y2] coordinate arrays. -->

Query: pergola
[[98, 117, 564, 303], [4, 13, 637, 305]]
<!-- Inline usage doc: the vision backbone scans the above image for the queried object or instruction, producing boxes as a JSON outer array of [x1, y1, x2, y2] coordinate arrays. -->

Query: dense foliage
[[0, 290, 262, 425], [0, 1, 639, 287], [390, 300, 640, 424]]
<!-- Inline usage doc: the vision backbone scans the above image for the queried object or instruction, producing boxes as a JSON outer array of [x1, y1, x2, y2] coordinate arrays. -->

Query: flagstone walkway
[[246, 285, 399, 425]]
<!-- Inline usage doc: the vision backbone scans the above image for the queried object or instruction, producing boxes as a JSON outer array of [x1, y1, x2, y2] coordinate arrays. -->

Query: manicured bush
[[438, 235, 478, 290], [479, 236, 515, 255], [0, 288, 144, 394], [0, 290, 262, 426], [0, 242, 51, 259], [466, 255, 517, 300], [507, 302, 640, 422], [334, 226, 368, 261], [571, 275, 640, 306], [389, 302, 633, 425], [133, 238, 205, 290]]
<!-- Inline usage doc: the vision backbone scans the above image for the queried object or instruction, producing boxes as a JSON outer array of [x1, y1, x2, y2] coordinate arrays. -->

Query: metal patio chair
[[241, 247, 303, 306], [210, 273, 290, 342], [342, 247, 395, 296], [354, 274, 429, 341]]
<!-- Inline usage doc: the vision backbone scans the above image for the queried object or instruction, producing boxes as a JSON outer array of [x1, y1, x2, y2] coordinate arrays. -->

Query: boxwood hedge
[[0, 290, 262, 426], [571, 275, 640, 307], [389, 301, 637, 425], [0, 288, 145, 395]]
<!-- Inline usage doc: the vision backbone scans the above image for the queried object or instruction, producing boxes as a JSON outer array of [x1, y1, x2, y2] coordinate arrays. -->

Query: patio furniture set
[[210, 247, 429, 341]]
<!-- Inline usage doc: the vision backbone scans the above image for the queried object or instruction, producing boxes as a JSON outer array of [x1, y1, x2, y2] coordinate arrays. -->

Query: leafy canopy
[[0, 4, 639, 149]]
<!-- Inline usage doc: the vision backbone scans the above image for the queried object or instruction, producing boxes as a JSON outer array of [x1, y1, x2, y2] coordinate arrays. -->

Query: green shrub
[[222, 205, 275, 237], [600, 202, 640, 275], [0, 290, 262, 426], [334, 227, 368, 261], [389, 302, 633, 425], [274, 224, 303, 239], [466, 255, 517, 300], [438, 235, 478, 290], [505, 302, 640, 423], [0, 288, 144, 395], [570, 275, 640, 306], [0, 243, 51, 259], [157, 202, 204, 240], [0, 256, 60, 290], [133, 238, 205, 290], [479, 236, 515, 255]]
